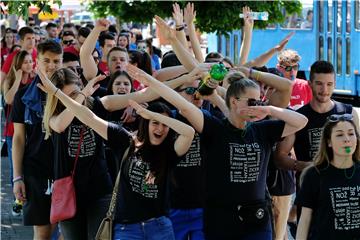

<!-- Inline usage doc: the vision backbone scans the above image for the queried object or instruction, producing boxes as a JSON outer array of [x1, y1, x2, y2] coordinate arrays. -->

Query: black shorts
[[23, 175, 52, 226]]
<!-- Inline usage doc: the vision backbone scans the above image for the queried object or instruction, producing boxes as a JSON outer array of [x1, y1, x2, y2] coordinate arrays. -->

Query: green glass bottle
[[197, 63, 228, 96]]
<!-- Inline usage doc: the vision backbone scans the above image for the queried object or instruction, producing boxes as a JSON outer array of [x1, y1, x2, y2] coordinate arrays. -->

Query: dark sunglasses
[[236, 97, 268, 106], [178, 87, 198, 95], [280, 63, 299, 72], [63, 39, 74, 45], [327, 114, 353, 122]]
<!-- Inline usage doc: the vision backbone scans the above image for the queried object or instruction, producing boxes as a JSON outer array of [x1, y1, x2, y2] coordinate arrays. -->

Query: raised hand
[[184, 2, 196, 25], [172, 3, 184, 26], [243, 6, 254, 31], [95, 18, 110, 32], [121, 106, 137, 123], [275, 31, 295, 52], [126, 64, 150, 86], [128, 99, 152, 120], [237, 106, 271, 122], [14, 67, 23, 82], [155, 15, 176, 40], [186, 66, 206, 84], [36, 68, 57, 95], [82, 75, 106, 97]]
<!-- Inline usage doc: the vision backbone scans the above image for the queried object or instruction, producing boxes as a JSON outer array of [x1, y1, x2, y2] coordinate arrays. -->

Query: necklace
[[344, 163, 356, 179]]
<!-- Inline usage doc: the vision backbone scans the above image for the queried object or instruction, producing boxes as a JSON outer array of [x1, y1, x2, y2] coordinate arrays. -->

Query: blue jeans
[[169, 208, 204, 240], [5, 136, 13, 186], [113, 216, 175, 240]]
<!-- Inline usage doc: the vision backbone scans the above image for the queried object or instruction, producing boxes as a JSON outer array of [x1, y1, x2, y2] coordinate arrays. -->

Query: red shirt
[[1, 48, 37, 74], [64, 45, 79, 56], [98, 61, 109, 76], [290, 78, 313, 107], [1, 47, 10, 67]]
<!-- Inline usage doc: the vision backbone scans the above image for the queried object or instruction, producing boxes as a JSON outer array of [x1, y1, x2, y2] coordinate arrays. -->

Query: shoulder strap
[[106, 139, 133, 219], [71, 126, 85, 179]]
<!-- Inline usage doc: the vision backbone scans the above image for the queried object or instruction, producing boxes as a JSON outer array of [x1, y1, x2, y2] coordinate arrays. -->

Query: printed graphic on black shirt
[[128, 155, 159, 199], [228, 142, 261, 183], [308, 127, 323, 159], [177, 133, 201, 167], [67, 125, 96, 157], [329, 186, 360, 230]]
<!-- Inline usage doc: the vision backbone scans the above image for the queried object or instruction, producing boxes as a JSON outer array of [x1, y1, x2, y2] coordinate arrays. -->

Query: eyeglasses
[[236, 97, 268, 106], [280, 63, 299, 72], [327, 114, 353, 122], [178, 87, 198, 95], [62, 39, 74, 46]]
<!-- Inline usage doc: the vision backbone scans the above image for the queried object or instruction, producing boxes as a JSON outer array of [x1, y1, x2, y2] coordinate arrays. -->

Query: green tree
[[1, 1, 62, 20], [88, 1, 302, 34]]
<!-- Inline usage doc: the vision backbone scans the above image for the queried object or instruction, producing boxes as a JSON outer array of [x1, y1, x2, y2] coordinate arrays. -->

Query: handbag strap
[[105, 139, 133, 219], [71, 126, 85, 179]]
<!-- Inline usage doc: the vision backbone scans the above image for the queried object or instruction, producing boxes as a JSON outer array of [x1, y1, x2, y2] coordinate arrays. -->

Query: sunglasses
[[280, 63, 299, 72], [178, 87, 198, 95], [236, 97, 268, 106], [327, 114, 353, 122], [63, 40, 74, 46]]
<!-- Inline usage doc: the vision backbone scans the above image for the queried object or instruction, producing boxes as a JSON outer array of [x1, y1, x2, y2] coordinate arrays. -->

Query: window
[[346, 38, 350, 75], [281, 0, 313, 30], [336, 1, 342, 33], [319, 1, 324, 32], [217, 35, 222, 53], [225, 35, 230, 57], [336, 38, 342, 74], [328, 37, 333, 63], [346, 0, 351, 33], [356, 0, 360, 30], [319, 36, 324, 60], [234, 34, 239, 65], [328, 0, 333, 32]]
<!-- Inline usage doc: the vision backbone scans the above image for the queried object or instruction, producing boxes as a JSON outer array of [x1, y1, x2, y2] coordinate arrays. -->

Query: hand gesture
[[155, 15, 176, 40], [95, 19, 110, 32], [82, 75, 106, 97], [36, 68, 57, 95], [14, 67, 23, 82], [186, 66, 205, 84], [13, 180, 26, 202], [120, 106, 137, 123], [237, 106, 270, 122], [128, 99, 152, 120], [243, 6, 254, 32], [172, 3, 184, 26], [274, 32, 295, 52], [127, 64, 150, 86], [184, 2, 196, 25]]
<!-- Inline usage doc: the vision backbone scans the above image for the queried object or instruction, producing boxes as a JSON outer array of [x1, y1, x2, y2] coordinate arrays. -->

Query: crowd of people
[[1, 3, 360, 240]]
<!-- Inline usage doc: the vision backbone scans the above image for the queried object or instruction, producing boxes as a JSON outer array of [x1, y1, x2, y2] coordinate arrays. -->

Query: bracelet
[[54, 88, 59, 96], [13, 176, 23, 183], [176, 25, 185, 31], [78, 91, 87, 99]]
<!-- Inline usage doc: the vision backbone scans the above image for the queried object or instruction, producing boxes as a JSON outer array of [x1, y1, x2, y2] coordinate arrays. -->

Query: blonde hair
[[43, 68, 82, 139], [4, 50, 31, 92], [277, 49, 301, 65]]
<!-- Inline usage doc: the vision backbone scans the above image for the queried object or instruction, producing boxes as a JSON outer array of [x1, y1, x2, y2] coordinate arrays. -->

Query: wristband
[[176, 25, 185, 31], [13, 176, 23, 183]]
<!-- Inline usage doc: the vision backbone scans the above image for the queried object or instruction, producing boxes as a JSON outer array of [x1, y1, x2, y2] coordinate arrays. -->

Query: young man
[[274, 60, 359, 233], [45, 22, 58, 41], [11, 40, 62, 239]]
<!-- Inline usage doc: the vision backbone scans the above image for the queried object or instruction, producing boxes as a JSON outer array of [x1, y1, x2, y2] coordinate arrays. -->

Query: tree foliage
[[1, 1, 62, 20], [88, 0, 302, 34]]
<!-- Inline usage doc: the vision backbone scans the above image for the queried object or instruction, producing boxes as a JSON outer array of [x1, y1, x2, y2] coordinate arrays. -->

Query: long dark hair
[[106, 70, 134, 95], [136, 102, 174, 183]]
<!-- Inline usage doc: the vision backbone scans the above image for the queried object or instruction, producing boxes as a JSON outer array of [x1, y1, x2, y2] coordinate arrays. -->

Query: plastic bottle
[[239, 12, 269, 21], [197, 63, 228, 96]]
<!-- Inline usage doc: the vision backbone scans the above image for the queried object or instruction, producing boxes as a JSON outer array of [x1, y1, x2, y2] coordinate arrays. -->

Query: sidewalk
[[1, 152, 33, 240]]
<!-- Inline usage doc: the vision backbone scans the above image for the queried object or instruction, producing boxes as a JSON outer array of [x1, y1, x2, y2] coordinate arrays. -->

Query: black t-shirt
[[170, 109, 211, 209], [294, 101, 352, 163], [107, 123, 179, 223], [201, 114, 285, 236], [296, 163, 360, 240], [10, 86, 53, 178], [51, 97, 112, 205]]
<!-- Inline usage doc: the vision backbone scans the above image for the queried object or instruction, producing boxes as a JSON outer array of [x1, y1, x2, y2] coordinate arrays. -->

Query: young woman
[[2, 50, 34, 193], [296, 114, 360, 240], [127, 65, 308, 239], [128, 50, 153, 91], [117, 33, 130, 50], [1, 28, 15, 67], [37, 68, 195, 240], [137, 39, 161, 71]]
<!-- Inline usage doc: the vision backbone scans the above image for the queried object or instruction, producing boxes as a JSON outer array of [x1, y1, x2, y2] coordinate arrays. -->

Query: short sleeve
[[255, 120, 285, 144], [107, 122, 132, 151], [201, 110, 223, 139], [295, 167, 320, 209], [91, 96, 108, 120]]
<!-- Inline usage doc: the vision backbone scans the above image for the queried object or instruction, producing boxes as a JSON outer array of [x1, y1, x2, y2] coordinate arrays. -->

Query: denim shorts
[[113, 216, 175, 240]]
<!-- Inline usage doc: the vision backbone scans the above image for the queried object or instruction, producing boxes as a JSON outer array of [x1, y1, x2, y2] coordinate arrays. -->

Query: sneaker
[[11, 200, 22, 217]]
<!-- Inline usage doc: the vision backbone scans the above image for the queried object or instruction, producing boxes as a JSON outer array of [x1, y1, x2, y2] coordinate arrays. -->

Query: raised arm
[[172, 3, 188, 50], [80, 19, 110, 81], [184, 3, 204, 62], [127, 64, 204, 133], [244, 32, 294, 68], [237, 66, 292, 108], [155, 15, 198, 71], [239, 6, 254, 65], [37, 69, 109, 140], [3, 68, 23, 104], [130, 100, 194, 156]]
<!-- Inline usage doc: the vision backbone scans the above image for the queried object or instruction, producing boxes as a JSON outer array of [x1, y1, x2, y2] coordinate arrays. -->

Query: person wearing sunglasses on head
[[296, 113, 360, 240], [276, 49, 313, 109], [274, 61, 359, 236]]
